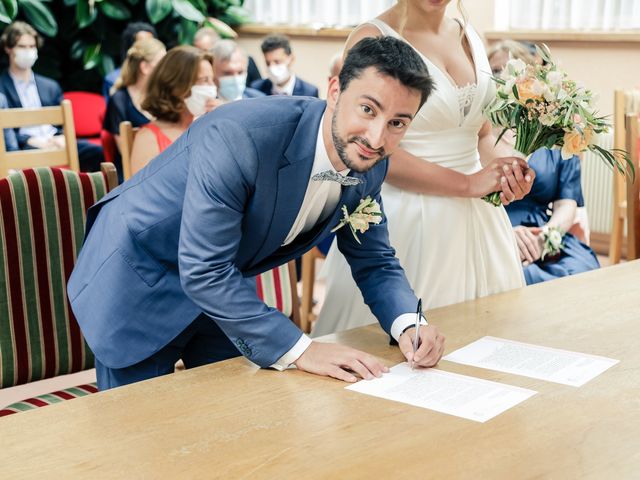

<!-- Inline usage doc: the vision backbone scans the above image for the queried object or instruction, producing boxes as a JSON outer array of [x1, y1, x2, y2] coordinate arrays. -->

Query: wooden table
[[2, 262, 639, 479]]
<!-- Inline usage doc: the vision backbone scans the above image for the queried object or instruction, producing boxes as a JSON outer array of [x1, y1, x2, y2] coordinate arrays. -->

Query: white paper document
[[444, 336, 619, 387], [345, 364, 536, 423]]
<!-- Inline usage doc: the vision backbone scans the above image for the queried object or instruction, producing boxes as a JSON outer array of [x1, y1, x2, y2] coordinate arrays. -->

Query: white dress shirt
[[9, 71, 57, 140], [270, 115, 426, 370], [272, 74, 296, 96]]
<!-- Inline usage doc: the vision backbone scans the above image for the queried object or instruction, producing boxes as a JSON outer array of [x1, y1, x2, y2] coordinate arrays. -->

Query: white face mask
[[268, 63, 290, 85], [218, 74, 246, 101], [184, 84, 217, 118], [14, 48, 38, 70]]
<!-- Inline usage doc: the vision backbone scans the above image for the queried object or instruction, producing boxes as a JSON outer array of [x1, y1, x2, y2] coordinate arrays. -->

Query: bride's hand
[[468, 157, 520, 198], [496, 157, 535, 205]]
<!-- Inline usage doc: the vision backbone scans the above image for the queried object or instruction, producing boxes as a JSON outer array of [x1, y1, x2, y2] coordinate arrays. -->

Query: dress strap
[[141, 122, 173, 153]]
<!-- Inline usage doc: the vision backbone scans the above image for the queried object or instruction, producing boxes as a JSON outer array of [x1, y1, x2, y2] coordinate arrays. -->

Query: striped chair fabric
[[0, 167, 112, 416], [0, 383, 97, 417], [256, 263, 294, 319]]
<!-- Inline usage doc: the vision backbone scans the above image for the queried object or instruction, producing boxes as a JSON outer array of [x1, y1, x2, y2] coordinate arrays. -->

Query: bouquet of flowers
[[483, 44, 634, 206]]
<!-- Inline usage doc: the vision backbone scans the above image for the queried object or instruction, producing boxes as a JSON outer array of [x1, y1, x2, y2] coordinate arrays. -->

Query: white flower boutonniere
[[541, 225, 565, 260], [331, 196, 383, 244]]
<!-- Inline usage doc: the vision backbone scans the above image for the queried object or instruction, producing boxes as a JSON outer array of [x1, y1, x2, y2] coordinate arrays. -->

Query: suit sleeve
[[178, 118, 303, 367], [335, 165, 418, 335]]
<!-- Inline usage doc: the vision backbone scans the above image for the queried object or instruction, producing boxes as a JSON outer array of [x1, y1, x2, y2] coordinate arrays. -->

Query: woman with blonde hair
[[129, 45, 217, 174], [313, 0, 535, 338], [102, 37, 166, 157]]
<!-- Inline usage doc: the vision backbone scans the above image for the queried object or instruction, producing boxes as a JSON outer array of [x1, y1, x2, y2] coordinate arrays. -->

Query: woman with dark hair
[[129, 45, 216, 174]]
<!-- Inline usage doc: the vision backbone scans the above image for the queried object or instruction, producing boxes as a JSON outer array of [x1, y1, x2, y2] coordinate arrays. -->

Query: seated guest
[[0, 21, 104, 172], [193, 26, 262, 87], [103, 37, 165, 160], [0, 92, 18, 151], [102, 22, 158, 100], [251, 34, 318, 97], [505, 148, 600, 285], [211, 40, 265, 102], [129, 46, 215, 175]]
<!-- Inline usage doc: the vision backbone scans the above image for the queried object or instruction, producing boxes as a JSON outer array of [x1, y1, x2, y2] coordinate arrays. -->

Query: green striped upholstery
[[0, 382, 98, 417], [256, 263, 293, 318], [0, 167, 111, 389]]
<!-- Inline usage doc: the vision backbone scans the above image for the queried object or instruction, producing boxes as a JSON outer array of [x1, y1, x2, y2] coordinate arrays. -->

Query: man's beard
[[331, 103, 386, 173]]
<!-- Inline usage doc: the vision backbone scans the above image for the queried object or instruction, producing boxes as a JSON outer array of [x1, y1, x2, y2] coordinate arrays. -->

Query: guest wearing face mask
[[129, 46, 216, 175], [251, 34, 318, 98], [211, 40, 265, 103], [0, 21, 104, 172]]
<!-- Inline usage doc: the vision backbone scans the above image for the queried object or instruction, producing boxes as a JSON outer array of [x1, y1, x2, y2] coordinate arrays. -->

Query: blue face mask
[[218, 74, 247, 101]]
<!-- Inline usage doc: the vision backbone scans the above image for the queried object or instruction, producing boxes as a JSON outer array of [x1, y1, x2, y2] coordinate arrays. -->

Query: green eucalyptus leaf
[[76, 0, 97, 28], [20, 0, 57, 36], [146, 0, 172, 23], [101, 53, 115, 76], [83, 42, 101, 70], [99, 0, 131, 20], [171, 0, 205, 23], [63, 0, 77, 6], [0, 6, 11, 24], [2, 0, 18, 19]]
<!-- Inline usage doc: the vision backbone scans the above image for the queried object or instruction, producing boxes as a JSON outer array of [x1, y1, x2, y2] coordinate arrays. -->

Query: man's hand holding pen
[[399, 323, 445, 368]]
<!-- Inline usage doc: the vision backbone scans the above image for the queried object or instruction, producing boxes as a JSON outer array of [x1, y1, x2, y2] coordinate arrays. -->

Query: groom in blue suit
[[69, 37, 445, 390]]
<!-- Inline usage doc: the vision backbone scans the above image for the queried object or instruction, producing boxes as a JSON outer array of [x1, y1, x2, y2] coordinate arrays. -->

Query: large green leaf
[[0, 4, 11, 24], [171, 0, 204, 23], [76, 0, 97, 28], [82, 42, 101, 70], [99, 0, 131, 20], [101, 53, 115, 75], [218, 5, 250, 26], [2, 0, 18, 19], [146, 0, 171, 23], [63, 0, 76, 5], [70, 39, 85, 60], [20, 0, 57, 36]]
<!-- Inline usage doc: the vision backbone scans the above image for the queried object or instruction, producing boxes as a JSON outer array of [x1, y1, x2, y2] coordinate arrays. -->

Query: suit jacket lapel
[[250, 101, 326, 265]]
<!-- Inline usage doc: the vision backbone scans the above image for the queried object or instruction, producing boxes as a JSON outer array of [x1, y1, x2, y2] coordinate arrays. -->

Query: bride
[[313, 0, 533, 337]]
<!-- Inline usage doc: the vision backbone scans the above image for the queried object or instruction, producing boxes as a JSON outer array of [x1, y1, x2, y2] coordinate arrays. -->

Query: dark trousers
[[95, 314, 241, 391], [77, 139, 104, 172]]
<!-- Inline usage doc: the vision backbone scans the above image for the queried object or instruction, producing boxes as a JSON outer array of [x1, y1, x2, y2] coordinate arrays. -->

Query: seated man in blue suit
[[0, 21, 104, 172], [68, 36, 445, 390], [0, 92, 19, 151], [211, 40, 265, 103], [251, 34, 319, 97]]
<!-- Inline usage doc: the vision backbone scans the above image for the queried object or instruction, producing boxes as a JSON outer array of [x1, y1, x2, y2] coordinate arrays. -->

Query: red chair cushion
[[63, 91, 106, 138]]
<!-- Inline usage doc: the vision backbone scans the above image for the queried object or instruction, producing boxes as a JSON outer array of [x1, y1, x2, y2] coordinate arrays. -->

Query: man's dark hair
[[339, 36, 434, 110], [260, 34, 292, 55], [120, 22, 158, 62]]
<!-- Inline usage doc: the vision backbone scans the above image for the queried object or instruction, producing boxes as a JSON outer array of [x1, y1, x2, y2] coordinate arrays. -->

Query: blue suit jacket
[[251, 76, 319, 98], [0, 92, 18, 151], [0, 70, 63, 148], [68, 96, 417, 369], [242, 86, 266, 99]]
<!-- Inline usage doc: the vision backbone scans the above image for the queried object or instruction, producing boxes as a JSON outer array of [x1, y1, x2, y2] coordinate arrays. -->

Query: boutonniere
[[541, 225, 565, 260], [331, 196, 382, 244]]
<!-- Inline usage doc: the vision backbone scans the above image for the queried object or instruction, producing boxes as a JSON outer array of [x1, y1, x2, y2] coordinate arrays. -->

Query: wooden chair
[[119, 120, 138, 181], [0, 99, 80, 177], [625, 113, 640, 260], [0, 163, 117, 416], [300, 247, 324, 333], [609, 89, 640, 263]]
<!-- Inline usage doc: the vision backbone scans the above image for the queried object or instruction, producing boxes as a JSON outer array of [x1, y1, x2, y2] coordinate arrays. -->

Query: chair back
[[256, 261, 301, 328], [625, 113, 640, 259], [0, 163, 117, 388], [100, 129, 118, 165], [63, 92, 106, 138], [0, 99, 80, 177], [119, 120, 138, 181], [609, 89, 640, 263]]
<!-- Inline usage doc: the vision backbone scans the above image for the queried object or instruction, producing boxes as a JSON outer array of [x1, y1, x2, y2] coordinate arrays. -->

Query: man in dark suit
[[251, 34, 319, 97], [0, 21, 103, 172], [68, 36, 445, 390], [211, 40, 265, 103]]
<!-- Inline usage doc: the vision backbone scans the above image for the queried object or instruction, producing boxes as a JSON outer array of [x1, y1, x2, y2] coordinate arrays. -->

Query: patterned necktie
[[311, 170, 362, 186]]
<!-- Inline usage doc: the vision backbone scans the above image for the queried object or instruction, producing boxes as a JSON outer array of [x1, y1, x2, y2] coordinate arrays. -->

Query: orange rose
[[561, 128, 592, 159], [516, 79, 544, 104]]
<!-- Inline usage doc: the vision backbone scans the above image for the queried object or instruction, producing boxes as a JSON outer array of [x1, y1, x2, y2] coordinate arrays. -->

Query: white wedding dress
[[312, 20, 525, 337]]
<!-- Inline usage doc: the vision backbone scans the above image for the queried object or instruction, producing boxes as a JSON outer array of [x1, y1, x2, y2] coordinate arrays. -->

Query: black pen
[[411, 298, 422, 370]]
